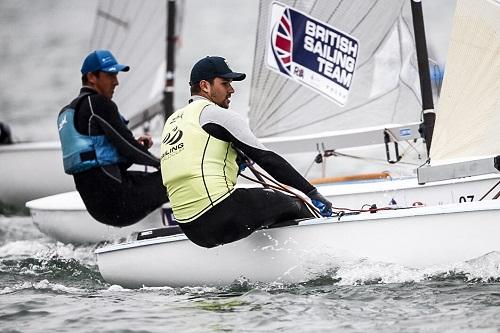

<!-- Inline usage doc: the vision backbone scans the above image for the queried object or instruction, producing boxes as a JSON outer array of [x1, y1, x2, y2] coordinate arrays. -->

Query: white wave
[[0, 279, 85, 295], [330, 251, 500, 285], [0, 240, 96, 265]]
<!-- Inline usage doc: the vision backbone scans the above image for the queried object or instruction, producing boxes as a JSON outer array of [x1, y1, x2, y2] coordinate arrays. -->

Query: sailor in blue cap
[[56, 50, 168, 226]]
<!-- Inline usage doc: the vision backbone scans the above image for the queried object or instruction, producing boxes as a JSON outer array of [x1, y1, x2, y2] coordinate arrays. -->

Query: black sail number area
[[163, 127, 183, 146]]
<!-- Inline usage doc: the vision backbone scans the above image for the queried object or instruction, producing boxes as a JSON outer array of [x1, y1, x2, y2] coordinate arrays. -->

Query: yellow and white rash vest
[[160, 99, 238, 223]]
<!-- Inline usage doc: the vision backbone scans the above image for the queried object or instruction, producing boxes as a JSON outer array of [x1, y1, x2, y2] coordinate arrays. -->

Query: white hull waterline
[[95, 199, 500, 288]]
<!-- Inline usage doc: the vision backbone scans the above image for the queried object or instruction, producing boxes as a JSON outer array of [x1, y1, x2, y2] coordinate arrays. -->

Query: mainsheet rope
[[236, 150, 422, 220]]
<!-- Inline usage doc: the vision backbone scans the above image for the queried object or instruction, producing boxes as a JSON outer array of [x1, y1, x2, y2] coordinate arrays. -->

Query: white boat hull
[[26, 173, 500, 244], [26, 191, 165, 244], [0, 142, 73, 207], [95, 199, 500, 288]]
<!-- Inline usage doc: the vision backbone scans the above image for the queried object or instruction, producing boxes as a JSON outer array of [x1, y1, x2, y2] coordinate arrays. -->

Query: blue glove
[[239, 162, 248, 173], [307, 188, 333, 217]]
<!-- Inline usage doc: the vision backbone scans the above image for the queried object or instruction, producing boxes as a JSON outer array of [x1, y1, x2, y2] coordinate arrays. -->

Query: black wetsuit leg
[[180, 188, 314, 248], [75, 169, 168, 227]]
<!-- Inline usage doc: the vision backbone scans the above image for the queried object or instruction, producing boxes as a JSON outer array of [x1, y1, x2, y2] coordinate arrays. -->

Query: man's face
[[205, 77, 235, 109], [89, 72, 119, 99]]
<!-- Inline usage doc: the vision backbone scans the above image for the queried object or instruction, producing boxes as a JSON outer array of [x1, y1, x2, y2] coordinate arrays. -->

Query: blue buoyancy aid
[[57, 94, 125, 174]]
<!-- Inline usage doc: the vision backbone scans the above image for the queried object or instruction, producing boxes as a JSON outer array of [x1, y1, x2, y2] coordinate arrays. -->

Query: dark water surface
[[1, 216, 500, 333]]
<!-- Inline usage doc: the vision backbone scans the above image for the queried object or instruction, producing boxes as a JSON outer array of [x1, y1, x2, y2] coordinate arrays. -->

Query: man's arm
[[88, 95, 160, 167], [200, 106, 314, 194]]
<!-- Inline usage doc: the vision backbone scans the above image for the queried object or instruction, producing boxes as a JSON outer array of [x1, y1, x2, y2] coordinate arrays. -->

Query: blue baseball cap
[[80, 50, 130, 74], [189, 56, 245, 85]]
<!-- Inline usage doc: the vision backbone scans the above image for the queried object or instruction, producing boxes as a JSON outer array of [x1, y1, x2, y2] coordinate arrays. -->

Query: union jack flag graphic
[[271, 8, 292, 75], [266, 2, 359, 106]]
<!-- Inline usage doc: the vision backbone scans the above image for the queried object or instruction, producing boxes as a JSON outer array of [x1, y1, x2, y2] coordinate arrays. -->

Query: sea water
[[3, 0, 500, 332], [2, 216, 500, 333]]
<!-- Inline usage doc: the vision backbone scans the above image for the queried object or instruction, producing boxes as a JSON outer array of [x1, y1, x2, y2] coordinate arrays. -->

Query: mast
[[411, 0, 435, 155], [163, 0, 177, 120]]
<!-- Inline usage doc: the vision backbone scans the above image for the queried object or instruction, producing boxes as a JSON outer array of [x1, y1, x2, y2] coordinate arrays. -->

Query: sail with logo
[[249, 0, 422, 144]]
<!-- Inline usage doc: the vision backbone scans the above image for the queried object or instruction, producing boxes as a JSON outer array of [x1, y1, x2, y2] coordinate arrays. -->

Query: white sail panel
[[89, 1, 166, 120], [430, 0, 500, 162], [249, 0, 422, 138]]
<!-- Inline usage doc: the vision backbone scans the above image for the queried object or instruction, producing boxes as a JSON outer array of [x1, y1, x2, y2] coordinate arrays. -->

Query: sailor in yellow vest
[[160, 56, 332, 248]]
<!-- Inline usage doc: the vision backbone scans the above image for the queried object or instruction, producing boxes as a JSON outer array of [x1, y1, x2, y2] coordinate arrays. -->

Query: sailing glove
[[236, 154, 254, 174], [307, 188, 333, 217]]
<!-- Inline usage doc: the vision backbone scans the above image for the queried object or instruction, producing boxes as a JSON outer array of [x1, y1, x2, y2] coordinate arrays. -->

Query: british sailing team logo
[[270, 7, 293, 75], [266, 2, 359, 106]]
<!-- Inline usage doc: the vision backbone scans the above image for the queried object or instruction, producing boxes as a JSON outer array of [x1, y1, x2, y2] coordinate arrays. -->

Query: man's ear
[[199, 80, 211, 94], [86, 72, 98, 85]]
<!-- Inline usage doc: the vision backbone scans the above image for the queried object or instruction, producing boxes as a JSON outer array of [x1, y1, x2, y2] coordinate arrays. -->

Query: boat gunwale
[[94, 199, 500, 255]]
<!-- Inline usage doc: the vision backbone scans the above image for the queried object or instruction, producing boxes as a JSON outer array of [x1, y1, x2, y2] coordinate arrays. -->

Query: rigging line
[[479, 180, 500, 201], [385, 128, 422, 157], [240, 167, 322, 218], [242, 164, 417, 215], [321, 150, 419, 166], [235, 144, 321, 217], [303, 155, 320, 178]]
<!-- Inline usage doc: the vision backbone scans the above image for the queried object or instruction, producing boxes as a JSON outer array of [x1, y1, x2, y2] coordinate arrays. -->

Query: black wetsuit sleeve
[[86, 95, 160, 168], [202, 122, 315, 195]]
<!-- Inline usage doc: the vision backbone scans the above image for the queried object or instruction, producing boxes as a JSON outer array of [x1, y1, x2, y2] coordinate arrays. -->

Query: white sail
[[88, 1, 167, 122], [249, 0, 422, 138], [429, 0, 500, 162]]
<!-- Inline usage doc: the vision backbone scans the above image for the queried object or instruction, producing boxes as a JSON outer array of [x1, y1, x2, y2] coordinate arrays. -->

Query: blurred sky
[[0, 0, 457, 142]]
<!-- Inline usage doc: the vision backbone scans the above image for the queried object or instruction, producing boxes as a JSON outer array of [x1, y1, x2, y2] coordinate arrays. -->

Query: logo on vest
[[163, 126, 183, 145], [161, 126, 184, 159], [58, 114, 68, 132]]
